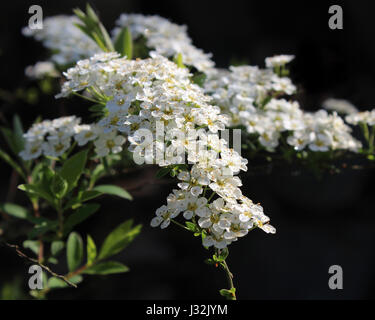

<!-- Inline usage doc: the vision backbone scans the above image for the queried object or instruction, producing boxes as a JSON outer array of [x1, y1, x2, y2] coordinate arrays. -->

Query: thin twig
[[221, 260, 237, 300], [4, 242, 77, 288]]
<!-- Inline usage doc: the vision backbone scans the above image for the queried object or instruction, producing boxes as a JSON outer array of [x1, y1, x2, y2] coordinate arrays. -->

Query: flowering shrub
[[1, 5, 374, 300]]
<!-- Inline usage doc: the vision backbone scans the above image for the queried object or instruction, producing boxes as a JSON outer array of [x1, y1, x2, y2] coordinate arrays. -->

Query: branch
[[3, 242, 77, 288]]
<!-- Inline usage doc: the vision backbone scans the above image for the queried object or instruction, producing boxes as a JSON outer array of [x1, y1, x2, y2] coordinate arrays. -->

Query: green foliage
[[28, 219, 58, 239], [155, 167, 171, 178], [86, 235, 97, 265], [185, 221, 199, 233], [83, 261, 129, 275], [67, 232, 84, 272], [98, 219, 142, 260], [63, 204, 100, 236], [174, 53, 185, 68], [0, 203, 31, 219], [215, 248, 229, 262], [73, 4, 114, 52], [93, 184, 133, 200], [12, 115, 25, 153], [60, 149, 88, 192], [191, 72, 206, 87], [0, 278, 26, 300], [18, 184, 54, 205], [23, 240, 40, 255], [51, 173, 68, 199], [51, 241, 65, 256], [0, 114, 25, 156], [114, 27, 133, 59], [156, 164, 187, 179], [219, 288, 236, 300], [0, 149, 25, 179]]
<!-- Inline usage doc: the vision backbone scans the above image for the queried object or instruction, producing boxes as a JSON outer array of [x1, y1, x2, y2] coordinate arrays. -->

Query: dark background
[[1, 0, 375, 300]]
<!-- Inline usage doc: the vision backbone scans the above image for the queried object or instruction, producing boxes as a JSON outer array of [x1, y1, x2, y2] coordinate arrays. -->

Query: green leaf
[[174, 53, 185, 68], [89, 104, 106, 112], [90, 30, 108, 52], [114, 27, 133, 59], [86, 3, 100, 24], [155, 167, 171, 179], [51, 241, 65, 256], [93, 185, 132, 200], [0, 203, 30, 219], [47, 274, 82, 289], [63, 190, 102, 210], [72, 8, 86, 22], [83, 261, 129, 275], [185, 221, 198, 232], [12, 114, 25, 153], [0, 127, 18, 156], [191, 72, 206, 87], [60, 149, 88, 191], [63, 204, 100, 236], [204, 258, 215, 266], [70, 275, 83, 284], [23, 240, 40, 255], [48, 257, 58, 264], [18, 184, 54, 204], [67, 232, 84, 272], [0, 148, 25, 179], [73, 5, 114, 52], [98, 220, 141, 260], [218, 248, 229, 261], [86, 235, 97, 265], [89, 163, 105, 186], [28, 220, 58, 239], [98, 22, 115, 52], [47, 277, 68, 289], [79, 190, 103, 202], [51, 173, 68, 199], [219, 288, 236, 300]]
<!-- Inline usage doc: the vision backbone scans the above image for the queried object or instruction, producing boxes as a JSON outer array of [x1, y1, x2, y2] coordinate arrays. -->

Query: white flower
[[112, 14, 215, 73], [259, 130, 280, 150], [25, 61, 59, 79], [74, 124, 99, 146], [346, 109, 375, 126], [94, 131, 126, 157], [287, 131, 310, 151], [43, 138, 71, 157], [151, 205, 179, 229], [323, 98, 358, 115], [308, 132, 331, 152], [20, 116, 84, 160], [23, 15, 101, 65], [180, 195, 208, 220], [19, 140, 43, 160], [265, 55, 295, 68]]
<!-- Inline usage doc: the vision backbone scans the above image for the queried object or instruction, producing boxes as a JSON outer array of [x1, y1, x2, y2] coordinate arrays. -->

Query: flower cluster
[[345, 109, 375, 126], [112, 14, 215, 73], [204, 56, 361, 153], [19, 116, 126, 160], [287, 110, 361, 152], [56, 52, 275, 248], [22, 15, 101, 65]]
